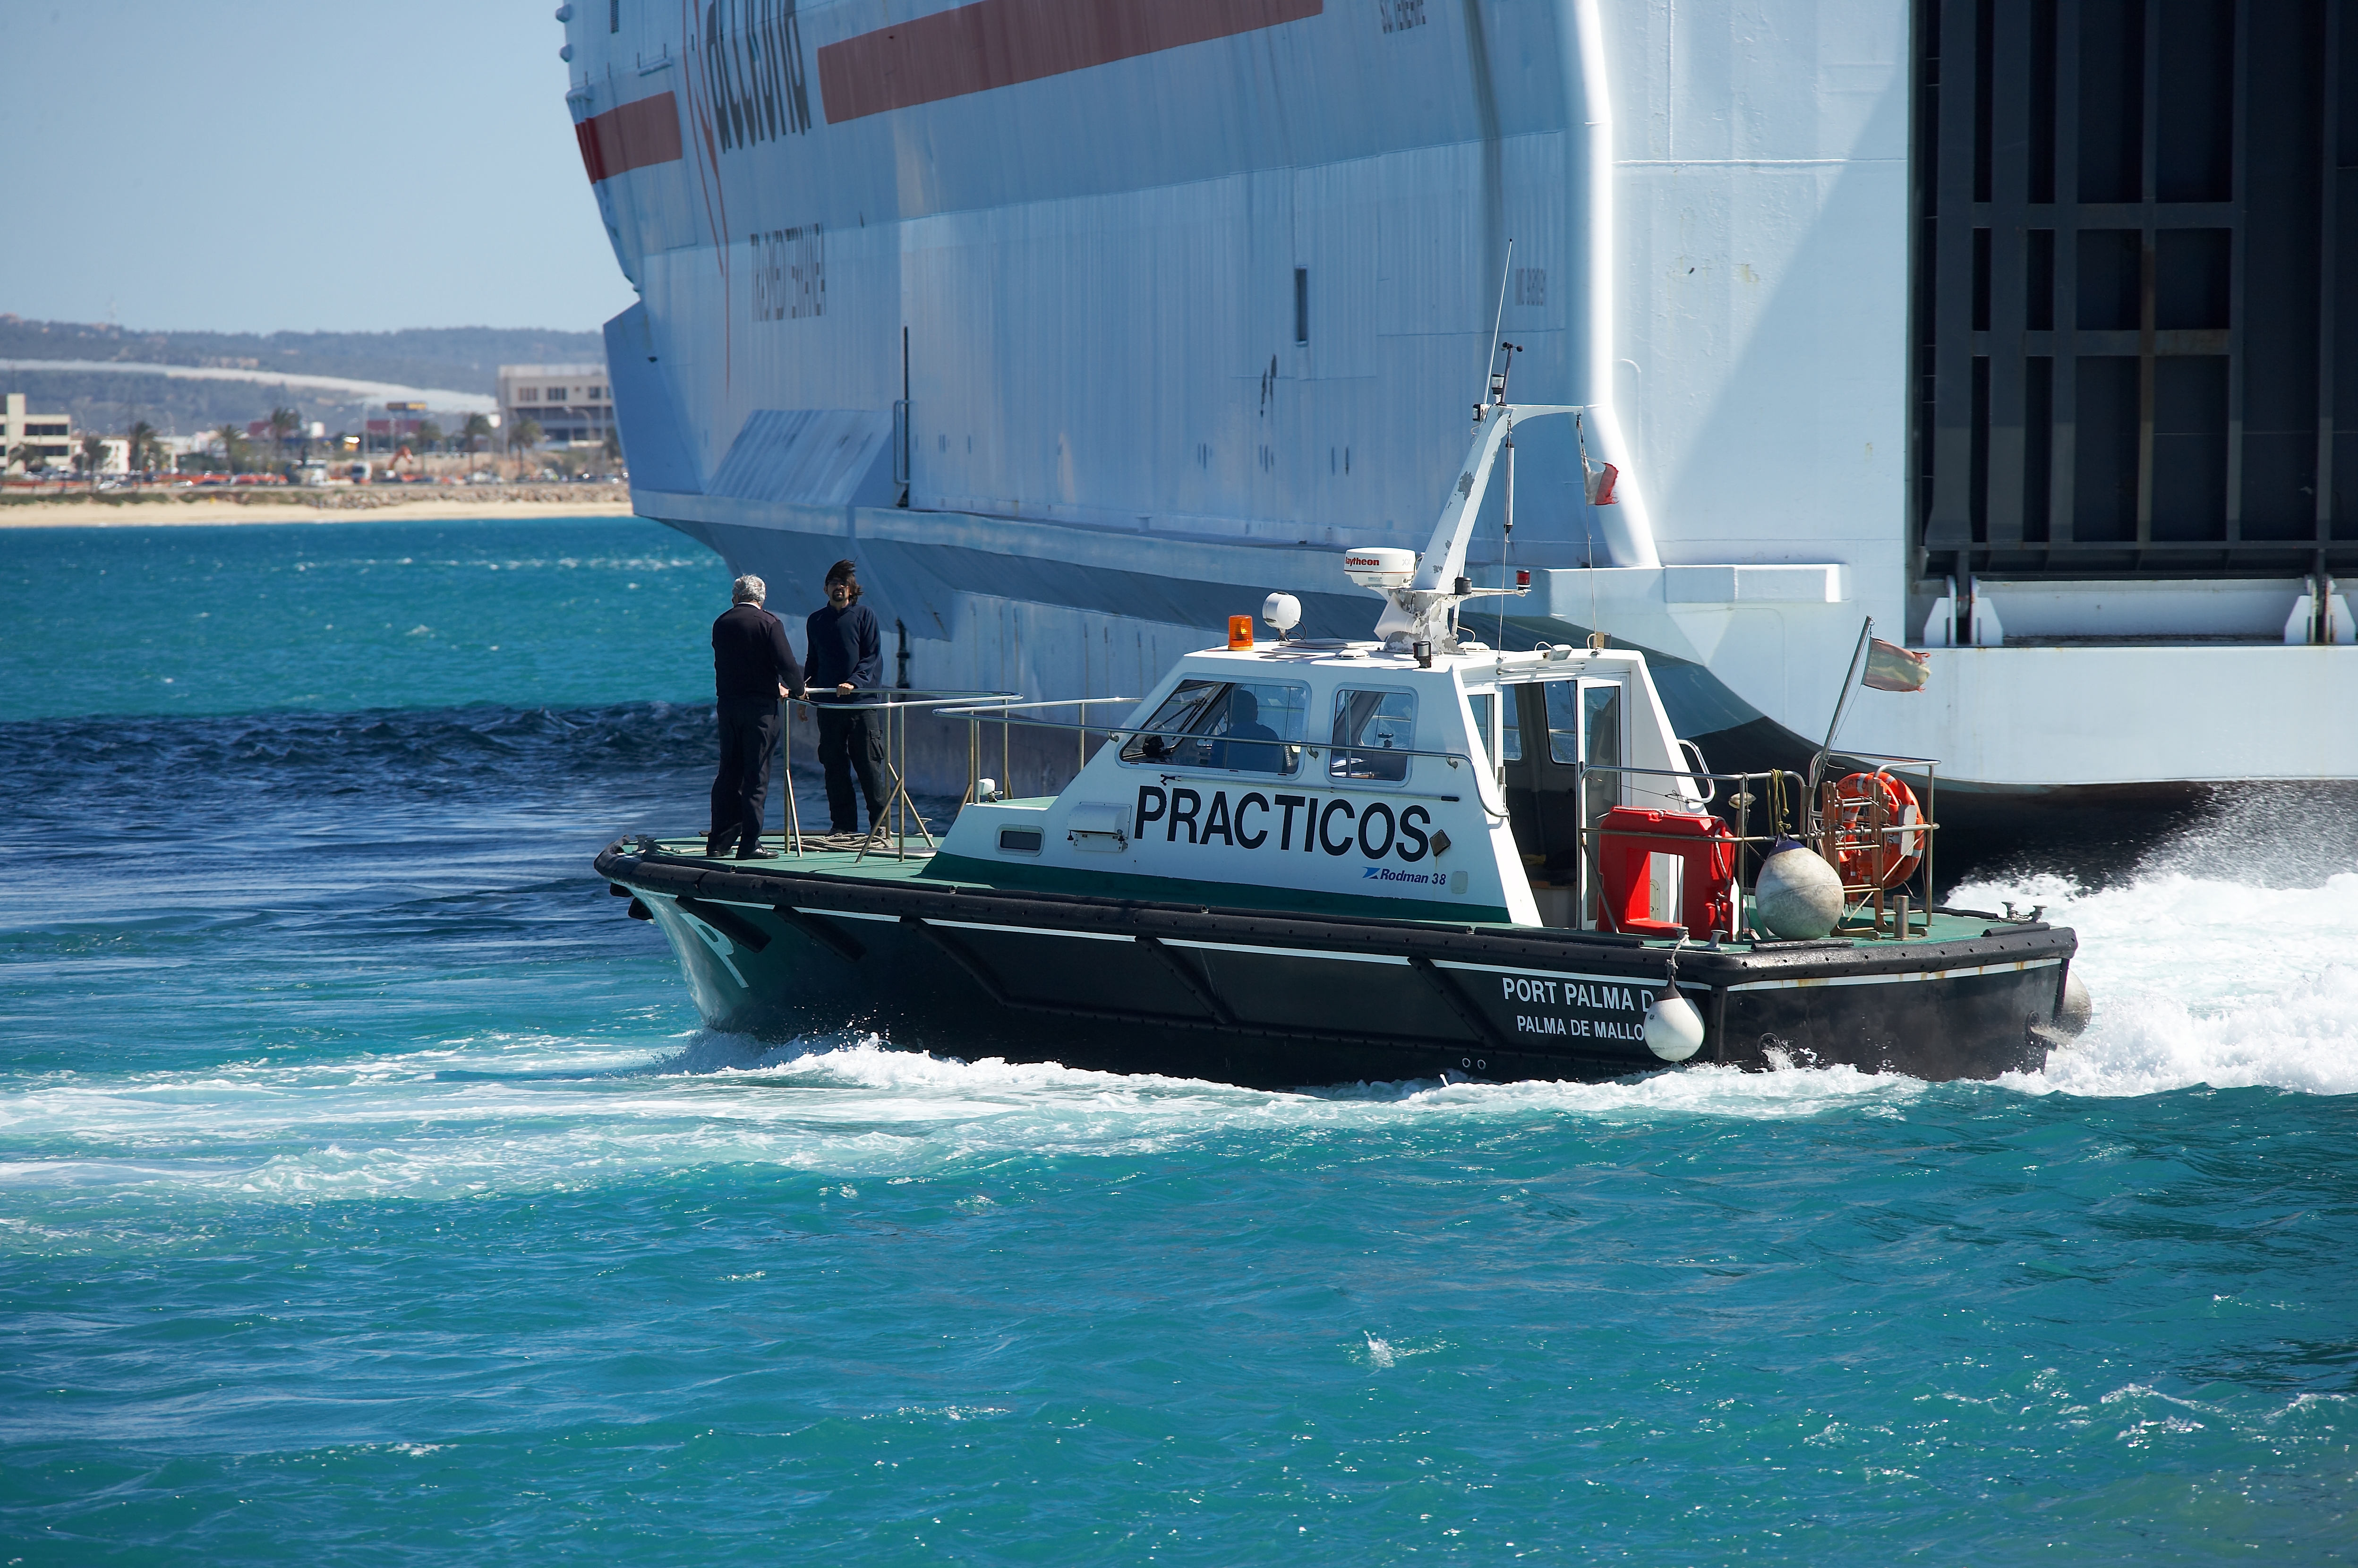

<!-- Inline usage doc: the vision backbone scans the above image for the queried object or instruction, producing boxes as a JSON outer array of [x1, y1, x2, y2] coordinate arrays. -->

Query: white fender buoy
[[1645, 987, 1706, 1062], [1755, 841, 1845, 939], [2056, 970, 2093, 1036]]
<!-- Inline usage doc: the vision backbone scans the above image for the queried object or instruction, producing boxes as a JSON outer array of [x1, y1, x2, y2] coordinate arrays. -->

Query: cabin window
[[1497, 685, 1524, 761], [1328, 688, 1415, 782], [1537, 678, 1623, 808], [997, 826, 1043, 853], [1467, 693, 1495, 768], [1543, 680, 1583, 764], [1120, 679, 1307, 775], [1581, 684, 1622, 829]]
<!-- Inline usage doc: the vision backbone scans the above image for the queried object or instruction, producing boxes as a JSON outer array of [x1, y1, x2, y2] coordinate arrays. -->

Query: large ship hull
[[561, 0, 2358, 838]]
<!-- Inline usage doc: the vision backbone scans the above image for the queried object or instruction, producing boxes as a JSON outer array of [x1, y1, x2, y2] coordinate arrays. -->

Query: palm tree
[[266, 406, 301, 466], [461, 413, 496, 456], [127, 420, 159, 477], [8, 441, 47, 477], [506, 417, 543, 479], [213, 424, 251, 475], [78, 433, 108, 488]]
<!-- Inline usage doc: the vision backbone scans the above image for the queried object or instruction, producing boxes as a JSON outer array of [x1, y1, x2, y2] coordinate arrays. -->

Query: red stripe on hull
[[576, 91, 685, 182], [817, 0, 1322, 124]]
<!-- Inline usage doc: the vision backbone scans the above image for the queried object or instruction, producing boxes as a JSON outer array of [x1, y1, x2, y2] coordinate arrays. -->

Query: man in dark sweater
[[706, 574, 806, 859], [804, 558, 889, 836]]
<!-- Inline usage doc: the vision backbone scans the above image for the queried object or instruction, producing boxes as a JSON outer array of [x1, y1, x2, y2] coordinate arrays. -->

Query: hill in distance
[[0, 317, 606, 395], [0, 317, 608, 436]]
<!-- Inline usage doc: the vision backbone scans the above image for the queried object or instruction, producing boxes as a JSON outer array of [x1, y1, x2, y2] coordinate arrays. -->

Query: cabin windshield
[[1120, 678, 1307, 775]]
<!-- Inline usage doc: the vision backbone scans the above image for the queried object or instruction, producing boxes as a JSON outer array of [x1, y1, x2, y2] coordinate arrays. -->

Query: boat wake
[[1957, 858, 2358, 1098]]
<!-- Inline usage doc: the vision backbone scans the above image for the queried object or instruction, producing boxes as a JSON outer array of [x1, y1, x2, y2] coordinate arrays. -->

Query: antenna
[[1475, 239, 1513, 423]]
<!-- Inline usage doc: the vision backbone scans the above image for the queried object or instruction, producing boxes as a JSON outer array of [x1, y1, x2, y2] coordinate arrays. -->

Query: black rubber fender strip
[[773, 903, 865, 963], [603, 846, 1649, 951], [674, 896, 772, 953]]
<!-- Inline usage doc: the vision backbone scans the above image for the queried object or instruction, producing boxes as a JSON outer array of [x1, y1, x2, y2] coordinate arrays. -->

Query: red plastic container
[[1595, 806, 1737, 940]]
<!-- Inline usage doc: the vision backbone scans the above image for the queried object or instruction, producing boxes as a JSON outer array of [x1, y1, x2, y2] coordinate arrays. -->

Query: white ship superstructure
[[558, 0, 2358, 844]]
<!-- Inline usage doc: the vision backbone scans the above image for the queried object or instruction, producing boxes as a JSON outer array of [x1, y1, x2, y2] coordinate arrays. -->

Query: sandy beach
[[0, 486, 637, 527]]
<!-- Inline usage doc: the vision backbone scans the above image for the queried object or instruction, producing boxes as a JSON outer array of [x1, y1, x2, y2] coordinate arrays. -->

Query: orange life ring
[[1831, 772, 1922, 889]]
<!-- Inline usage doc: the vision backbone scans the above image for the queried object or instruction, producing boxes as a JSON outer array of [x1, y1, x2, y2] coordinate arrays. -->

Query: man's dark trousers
[[709, 697, 783, 855], [815, 703, 889, 834]]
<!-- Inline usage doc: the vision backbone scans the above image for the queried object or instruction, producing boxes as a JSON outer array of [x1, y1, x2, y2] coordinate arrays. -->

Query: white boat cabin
[[941, 639, 1706, 928]]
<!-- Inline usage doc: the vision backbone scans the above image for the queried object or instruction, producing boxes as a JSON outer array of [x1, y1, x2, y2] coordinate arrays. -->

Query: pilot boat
[[597, 393, 2086, 1088]]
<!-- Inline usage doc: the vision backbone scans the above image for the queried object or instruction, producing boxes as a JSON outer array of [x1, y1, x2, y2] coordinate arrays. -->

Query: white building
[[2, 393, 76, 474], [496, 364, 613, 446]]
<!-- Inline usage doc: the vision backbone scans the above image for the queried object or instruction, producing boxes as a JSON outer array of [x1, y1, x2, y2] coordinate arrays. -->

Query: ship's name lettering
[[1499, 975, 1651, 1014], [1134, 785, 1432, 862], [752, 224, 823, 321], [701, 0, 812, 147]]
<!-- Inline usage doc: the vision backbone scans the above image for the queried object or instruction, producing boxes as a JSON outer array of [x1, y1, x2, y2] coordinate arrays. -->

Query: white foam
[[1959, 869, 2358, 1097], [7, 859, 2349, 1209], [0, 1019, 1939, 1208]]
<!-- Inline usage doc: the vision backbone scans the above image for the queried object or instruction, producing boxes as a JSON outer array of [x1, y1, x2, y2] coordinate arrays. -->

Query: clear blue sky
[[0, 0, 636, 334]]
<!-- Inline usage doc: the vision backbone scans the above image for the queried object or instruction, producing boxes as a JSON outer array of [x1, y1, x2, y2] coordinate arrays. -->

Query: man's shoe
[[705, 831, 740, 858]]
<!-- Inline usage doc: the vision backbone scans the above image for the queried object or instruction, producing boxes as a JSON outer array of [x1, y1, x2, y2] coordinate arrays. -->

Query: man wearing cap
[[707, 574, 806, 859], [805, 559, 889, 838]]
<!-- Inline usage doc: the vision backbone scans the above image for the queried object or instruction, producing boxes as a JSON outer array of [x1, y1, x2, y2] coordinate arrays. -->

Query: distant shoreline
[[0, 486, 638, 527]]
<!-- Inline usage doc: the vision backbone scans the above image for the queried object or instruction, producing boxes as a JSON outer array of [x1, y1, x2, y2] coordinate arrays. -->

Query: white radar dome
[[1341, 547, 1418, 591]]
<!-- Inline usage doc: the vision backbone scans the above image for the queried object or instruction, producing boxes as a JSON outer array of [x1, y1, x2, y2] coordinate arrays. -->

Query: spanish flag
[[1862, 638, 1930, 693]]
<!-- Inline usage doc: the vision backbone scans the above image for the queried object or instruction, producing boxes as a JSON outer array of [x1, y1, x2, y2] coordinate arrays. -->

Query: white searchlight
[[1262, 592, 1301, 639]]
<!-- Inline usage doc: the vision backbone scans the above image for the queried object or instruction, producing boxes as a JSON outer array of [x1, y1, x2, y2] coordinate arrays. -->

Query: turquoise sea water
[[2, 518, 2354, 1564]]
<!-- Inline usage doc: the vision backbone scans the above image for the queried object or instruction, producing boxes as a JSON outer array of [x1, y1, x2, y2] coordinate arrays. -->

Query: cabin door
[[1499, 678, 1624, 924]]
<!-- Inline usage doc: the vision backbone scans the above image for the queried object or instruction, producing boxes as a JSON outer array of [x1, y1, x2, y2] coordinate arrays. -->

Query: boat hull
[[597, 844, 2076, 1088]]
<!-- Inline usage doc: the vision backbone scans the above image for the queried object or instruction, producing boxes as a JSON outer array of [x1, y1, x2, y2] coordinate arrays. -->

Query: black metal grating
[[1911, 0, 2358, 579]]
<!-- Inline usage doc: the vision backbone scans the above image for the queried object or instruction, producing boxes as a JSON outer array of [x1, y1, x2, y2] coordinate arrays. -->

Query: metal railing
[[1562, 756, 1943, 941], [935, 696, 1144, 803], [1807, 748, 1941, 937], [776, 687, 1016, 861]]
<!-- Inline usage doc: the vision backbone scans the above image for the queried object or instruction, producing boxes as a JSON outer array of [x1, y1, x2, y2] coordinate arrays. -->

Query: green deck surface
[[632, 835, 2008, 948]]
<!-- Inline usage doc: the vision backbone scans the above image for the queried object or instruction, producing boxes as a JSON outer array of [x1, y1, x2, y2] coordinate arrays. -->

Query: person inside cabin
[[706, 575, 806, 859], [1210, 688, 1283, 773], [806, 558, 889, 838]]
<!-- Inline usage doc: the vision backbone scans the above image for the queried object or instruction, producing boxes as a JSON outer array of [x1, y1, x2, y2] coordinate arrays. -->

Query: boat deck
[[625, 834, 2019, 950]]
